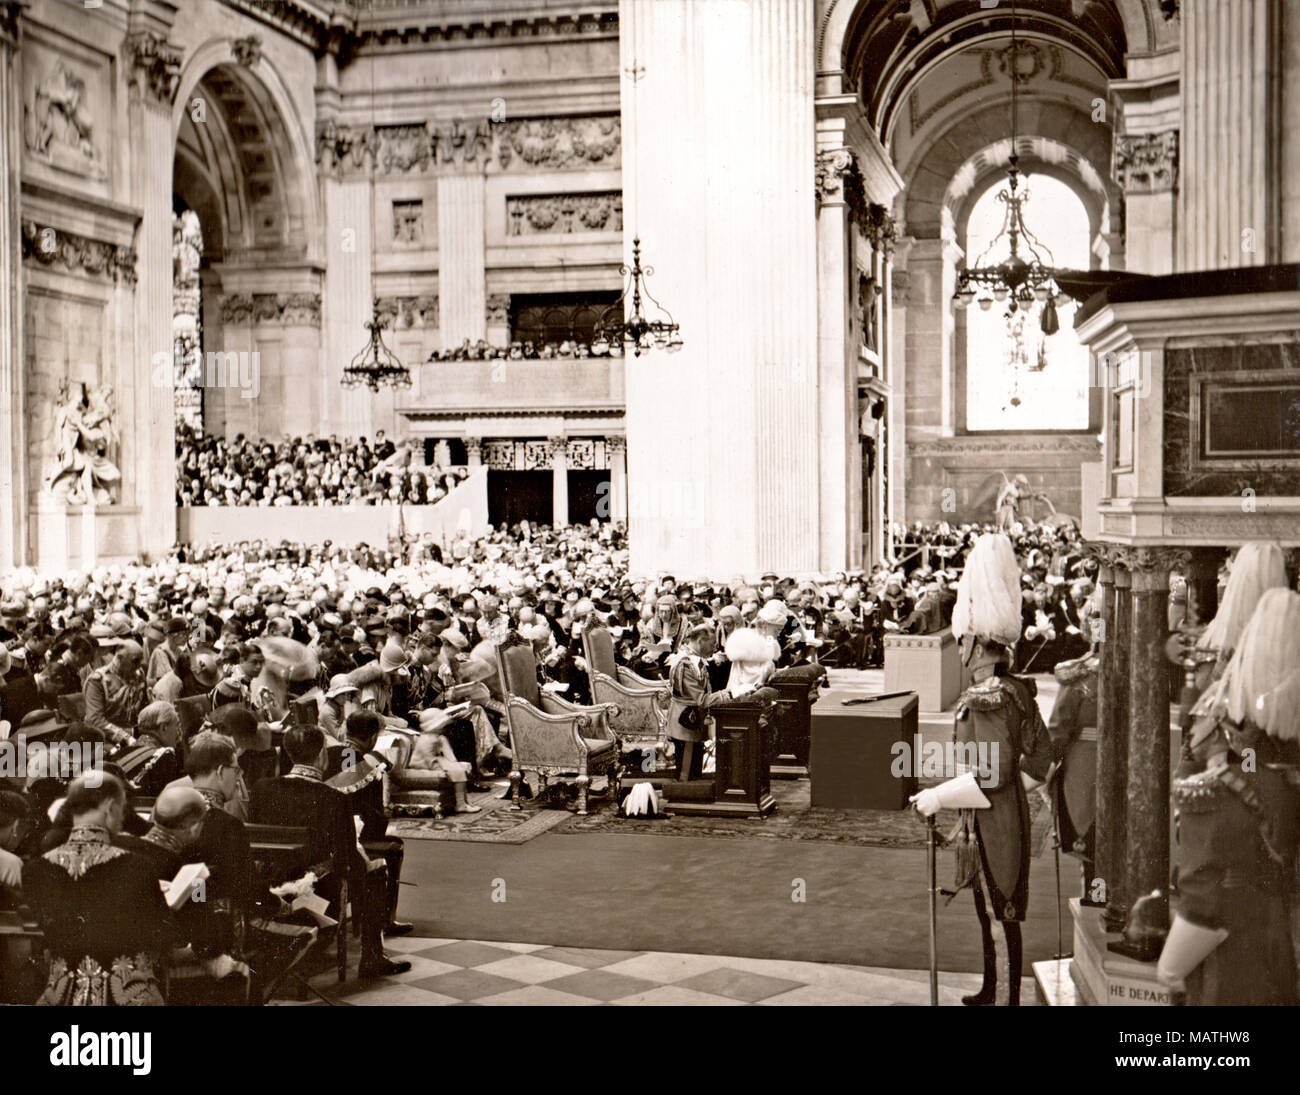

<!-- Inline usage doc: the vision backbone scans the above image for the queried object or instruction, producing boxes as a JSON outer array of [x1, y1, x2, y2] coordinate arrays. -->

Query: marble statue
[[47, 380, 121, 505]]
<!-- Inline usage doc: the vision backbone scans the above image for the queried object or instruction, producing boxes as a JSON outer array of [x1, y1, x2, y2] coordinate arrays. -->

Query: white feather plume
[[951, 533, 1022, 644], [1219, 588, 1300, 741], [1196, 541, 1287, 654], [725, 627, 780, 664]]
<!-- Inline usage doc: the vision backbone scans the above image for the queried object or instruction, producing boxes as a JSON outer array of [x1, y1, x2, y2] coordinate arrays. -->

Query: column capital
[[485, 294, 510, 325], [545, 435, 567, 459], [606, 434, 626, 454], [1114, 545, 1189, 590], [815, 148, 863, 215], [1113, 129, 1178, 195], [126, 31, 183, 107]]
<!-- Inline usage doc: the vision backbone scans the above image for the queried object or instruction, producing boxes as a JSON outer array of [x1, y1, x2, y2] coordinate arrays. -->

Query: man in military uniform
[[913, 534, 1050, 1006], [82, 640, 146, 749], [1158, 588, 1300, 1005], [1034, 652, 1099, 901]]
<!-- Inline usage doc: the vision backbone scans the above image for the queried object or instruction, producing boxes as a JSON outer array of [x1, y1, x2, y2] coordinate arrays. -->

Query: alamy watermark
[[152, 349, 260, 400]]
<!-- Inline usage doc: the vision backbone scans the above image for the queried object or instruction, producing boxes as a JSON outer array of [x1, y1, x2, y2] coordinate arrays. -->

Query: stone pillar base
[[32, 497, 142, 571], [1069, 898, 1171, 1006]]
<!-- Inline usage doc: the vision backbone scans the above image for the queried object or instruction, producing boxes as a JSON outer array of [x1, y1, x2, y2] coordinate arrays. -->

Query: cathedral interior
[[0, 0, 1298, 1019]]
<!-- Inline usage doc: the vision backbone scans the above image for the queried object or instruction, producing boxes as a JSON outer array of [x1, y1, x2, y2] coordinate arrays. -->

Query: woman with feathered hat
[[912, 533, 1051, 1005], [1157, 588, 1300, 1005]]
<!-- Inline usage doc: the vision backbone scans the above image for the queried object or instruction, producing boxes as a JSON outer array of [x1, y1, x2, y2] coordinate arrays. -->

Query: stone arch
[[171, 41, 320, 263], [902, 100, 1115, 244]]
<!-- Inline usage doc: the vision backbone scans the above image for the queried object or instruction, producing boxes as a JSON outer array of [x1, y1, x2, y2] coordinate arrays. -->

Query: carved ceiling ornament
[[21, 221, 136, 284], [126, 32, 182, 105], [1113, 129, 1179, 194]]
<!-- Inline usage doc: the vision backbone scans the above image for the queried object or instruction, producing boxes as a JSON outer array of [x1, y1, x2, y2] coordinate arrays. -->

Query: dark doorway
[[568, 470, 611, 524], [488, 470, 552, 527]]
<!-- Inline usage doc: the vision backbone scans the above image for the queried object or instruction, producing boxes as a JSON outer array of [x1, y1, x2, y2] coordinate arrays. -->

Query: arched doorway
[[170, 55, 321, 447]]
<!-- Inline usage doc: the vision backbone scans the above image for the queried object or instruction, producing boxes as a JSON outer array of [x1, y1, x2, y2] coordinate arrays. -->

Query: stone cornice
[[21, 221, 137, 285], [126, 31, 183, 106], [353, 6, 617, 51], [221, 1, 343, 53]]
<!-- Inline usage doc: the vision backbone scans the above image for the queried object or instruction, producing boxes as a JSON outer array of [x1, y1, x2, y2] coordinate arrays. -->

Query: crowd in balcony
[[175, 424, 469, 507]]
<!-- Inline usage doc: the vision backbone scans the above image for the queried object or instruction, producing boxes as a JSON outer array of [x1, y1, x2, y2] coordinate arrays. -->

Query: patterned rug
[[387, 780, 614, 844], [554, 779, 1051, 852]]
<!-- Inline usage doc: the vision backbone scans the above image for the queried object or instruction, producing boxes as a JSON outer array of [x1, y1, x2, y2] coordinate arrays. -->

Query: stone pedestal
[[882, 627, 960, 712], [1069, 899, 1171, 1006], [33, 497, 141, 570]]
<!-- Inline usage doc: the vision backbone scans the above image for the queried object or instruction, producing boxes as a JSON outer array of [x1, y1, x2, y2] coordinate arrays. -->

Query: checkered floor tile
[[278, 936, 1031, 1006]]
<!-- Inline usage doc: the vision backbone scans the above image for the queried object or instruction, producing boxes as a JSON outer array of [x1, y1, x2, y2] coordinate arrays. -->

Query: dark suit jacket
[[250, 775, 364, 888]]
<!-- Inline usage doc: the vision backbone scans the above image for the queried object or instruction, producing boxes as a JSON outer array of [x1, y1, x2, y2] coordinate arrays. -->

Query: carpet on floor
[[553, 778, 1050, 851], [387, 780, 617, 844]]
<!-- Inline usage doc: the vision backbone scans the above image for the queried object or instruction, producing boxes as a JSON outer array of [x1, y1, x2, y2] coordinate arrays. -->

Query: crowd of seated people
[[0, 511, 1229, 1003], [175, 423, 469, 507]]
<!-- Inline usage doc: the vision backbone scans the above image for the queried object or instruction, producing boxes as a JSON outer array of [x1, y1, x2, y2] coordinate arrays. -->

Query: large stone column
[[322, 178, 373, 439], [1101, 557, 1132, 930], [1179, 0, 1281, 270], [1123, 548, 1178, 917], [549, 437, 569, 528], [622, 0, 819, 577], [0, 3, 25, 567], [127, 29, 182, 560], [607, 435, 628, 525], [437, 175, 487, 349]]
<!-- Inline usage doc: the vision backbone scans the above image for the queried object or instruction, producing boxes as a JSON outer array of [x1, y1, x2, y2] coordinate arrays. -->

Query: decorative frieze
[[231, 35, 263, 67], [219, 292, 322, 326], [21, 221, 136, 284], [1113, 130, 1178, 194], [126, 32, 182, 106], [495, 116, 620, 169], [506, 192, 622, 236], [375, 295, 438, 328]]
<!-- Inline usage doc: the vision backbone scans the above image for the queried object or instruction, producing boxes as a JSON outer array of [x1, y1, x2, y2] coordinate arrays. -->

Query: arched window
[[963, 174, 1090, 431]]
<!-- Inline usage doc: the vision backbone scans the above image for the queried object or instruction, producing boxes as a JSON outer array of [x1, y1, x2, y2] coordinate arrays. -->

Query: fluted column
[[1179, 0, 1281, 270], [607, 435, 628, 525], [127, 29, 181, 559], [622, 0, 818, 576], [549, 437, 568, 528], [437, 175, 487, 348], [1124, 548, 1180, 920], [322, 178, 373, 438], [0, 4, 25, 566], [1102, 558, 1132, 930]]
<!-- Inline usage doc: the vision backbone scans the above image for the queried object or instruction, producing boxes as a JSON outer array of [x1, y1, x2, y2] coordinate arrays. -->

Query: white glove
[[911, 787, 942, 817], [0, 848, 22, 890], [1156, 914, 1228, 991]]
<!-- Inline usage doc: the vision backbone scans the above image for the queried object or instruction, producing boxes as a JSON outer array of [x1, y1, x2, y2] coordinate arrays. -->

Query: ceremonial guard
[[1041, 651, 1099, 899], [1158, 588, 1300, 1006], [912, 533, 1050, 1006]]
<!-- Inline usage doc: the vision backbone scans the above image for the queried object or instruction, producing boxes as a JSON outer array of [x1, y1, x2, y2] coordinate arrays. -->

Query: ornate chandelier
[[951, 5, 1066, 339], [591, 237, 682, 357], [341, 300, 412, 391]]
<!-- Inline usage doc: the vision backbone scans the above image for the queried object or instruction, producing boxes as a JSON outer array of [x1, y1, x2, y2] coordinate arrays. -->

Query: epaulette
[[1054, 655, 1096, 686], [961, 676, 1010, 711]]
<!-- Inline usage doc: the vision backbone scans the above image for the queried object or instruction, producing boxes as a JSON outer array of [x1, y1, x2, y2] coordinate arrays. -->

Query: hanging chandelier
[[591, 237, 682, 357], [951, 4, 1066, 339], [341, 301, 412, 391]]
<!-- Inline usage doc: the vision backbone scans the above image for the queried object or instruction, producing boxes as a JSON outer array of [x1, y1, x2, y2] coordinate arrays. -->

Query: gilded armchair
[[495, 639, 622, 815], [581, 626, 671, 772], [378, 732, 456, 819]]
